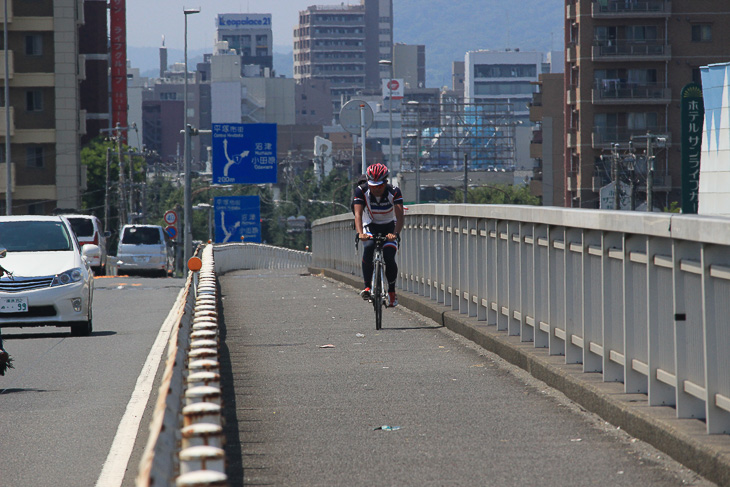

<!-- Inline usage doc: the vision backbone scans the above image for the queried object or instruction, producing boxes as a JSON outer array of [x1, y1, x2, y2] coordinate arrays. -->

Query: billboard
[[214, 195, 261, 243], [217, 14, 272, 29], [212, 123, 277, 185]]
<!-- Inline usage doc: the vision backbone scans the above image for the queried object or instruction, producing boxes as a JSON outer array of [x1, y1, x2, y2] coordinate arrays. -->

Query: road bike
[[368, 235, 389, 330]]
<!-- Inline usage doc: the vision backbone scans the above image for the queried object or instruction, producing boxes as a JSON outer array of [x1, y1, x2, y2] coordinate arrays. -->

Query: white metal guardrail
[[213, 242, 312, 273], [137, 245, 228, 487], [135, 243, 311, 487], [311, 204, 730, 435]]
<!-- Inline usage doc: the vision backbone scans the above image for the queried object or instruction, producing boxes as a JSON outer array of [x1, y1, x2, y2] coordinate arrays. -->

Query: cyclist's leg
[[361, 238, 375, 287], [383, 244, 398, 292]]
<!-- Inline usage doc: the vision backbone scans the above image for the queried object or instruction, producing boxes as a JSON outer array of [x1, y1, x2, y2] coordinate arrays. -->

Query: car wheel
[[71, 304, 93, 336]]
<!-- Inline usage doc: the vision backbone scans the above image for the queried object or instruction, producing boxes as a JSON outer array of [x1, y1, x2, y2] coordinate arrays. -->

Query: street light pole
[[4, 0, 10, 215], [379, 60, 393, 172], [183, 7, 200, 266], [407, 101, 421, 204]]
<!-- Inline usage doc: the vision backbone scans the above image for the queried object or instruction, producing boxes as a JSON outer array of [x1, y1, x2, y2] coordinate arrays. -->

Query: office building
[[565, 0, 730, 209], [216, 13, 273, 73], [464, 50, 545, 120], [0, 0, 85, 214], [393, 43, 425, 90], [293, 0, 393, 115]]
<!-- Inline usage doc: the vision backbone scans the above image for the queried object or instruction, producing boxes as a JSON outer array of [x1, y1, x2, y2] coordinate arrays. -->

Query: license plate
[[134, 256, 150, 263], [0, 296, 28, 313]]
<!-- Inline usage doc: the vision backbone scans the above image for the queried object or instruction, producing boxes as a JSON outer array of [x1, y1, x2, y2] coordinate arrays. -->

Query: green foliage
[[663, 201, 681, 213], [450, 184, 540, 206]]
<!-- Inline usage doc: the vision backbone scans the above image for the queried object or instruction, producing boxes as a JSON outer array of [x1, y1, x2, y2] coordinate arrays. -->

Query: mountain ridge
[[128, 2, 564, 88]]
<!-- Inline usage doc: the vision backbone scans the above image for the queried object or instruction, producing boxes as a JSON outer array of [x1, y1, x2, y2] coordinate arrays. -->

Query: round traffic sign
[[165, 225, 177, 239], [339, 99, 374, 135], [387, 79, 400, 91], [164, 210, 178, 225]]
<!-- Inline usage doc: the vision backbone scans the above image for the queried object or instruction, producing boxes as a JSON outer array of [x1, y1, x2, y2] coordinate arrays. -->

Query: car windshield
[[0, 221, 73, 252], [67, 217, 94, 237], [122, 227, 161, 245]]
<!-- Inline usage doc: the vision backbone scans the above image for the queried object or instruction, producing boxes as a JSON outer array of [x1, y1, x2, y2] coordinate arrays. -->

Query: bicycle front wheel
[[373, 261, 383, 330]]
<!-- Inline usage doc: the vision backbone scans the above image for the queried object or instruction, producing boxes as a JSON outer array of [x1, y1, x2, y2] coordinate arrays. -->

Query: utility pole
[[104, 148, 111, 232], [611, 143, 620, 210], [100, 123, 137, 230], [463, 154, 468, 204], [646, 135, 654, 212], [128, 148, 134, 222], [632, 132, 667, 212]]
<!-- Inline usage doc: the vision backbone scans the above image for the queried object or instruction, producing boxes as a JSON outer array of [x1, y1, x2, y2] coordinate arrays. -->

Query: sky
[[126, 0, 356, 52]]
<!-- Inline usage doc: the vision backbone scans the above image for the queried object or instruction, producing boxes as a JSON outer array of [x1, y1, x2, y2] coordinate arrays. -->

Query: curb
[[309, 266, 730, 487]]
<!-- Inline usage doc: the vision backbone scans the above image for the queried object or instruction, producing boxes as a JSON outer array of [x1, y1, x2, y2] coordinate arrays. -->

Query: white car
[[0, 216, 97, 336], [115, 224, 169, 277], [63, 214, 110, 276]]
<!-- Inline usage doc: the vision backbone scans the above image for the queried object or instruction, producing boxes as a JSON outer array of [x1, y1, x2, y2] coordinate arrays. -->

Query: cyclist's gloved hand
[[359, 233, 372, 241], [386, 233, 398, 241]]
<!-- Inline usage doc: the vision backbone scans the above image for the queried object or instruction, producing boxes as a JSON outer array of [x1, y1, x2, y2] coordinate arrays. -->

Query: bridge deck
[[216, 268, 715, 486]]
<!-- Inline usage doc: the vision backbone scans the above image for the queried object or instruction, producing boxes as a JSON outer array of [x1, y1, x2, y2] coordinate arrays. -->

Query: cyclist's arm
[[354, 203, 369, 240], [394, 203, 404, 236]]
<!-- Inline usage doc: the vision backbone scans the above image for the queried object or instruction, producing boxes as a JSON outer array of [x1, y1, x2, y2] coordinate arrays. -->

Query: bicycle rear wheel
[[373, 261, 383, 330]]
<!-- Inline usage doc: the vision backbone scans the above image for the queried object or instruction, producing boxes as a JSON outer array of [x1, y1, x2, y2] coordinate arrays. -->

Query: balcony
[[530, 141, 543, 159], [0, 107, 15, 137], [0, 50, 14, 79], [566, 45, 577, 63], [566, 87, 577, 105], [592, 81, 671, 105], [592, 0, 671, 18], [592, 41, 670, 62], [567, 132, 577, 149], [567, 3, 576, 20], [592, 125, 671, 149], [529, 103, 543, 122], [0, 163, 16, 192]]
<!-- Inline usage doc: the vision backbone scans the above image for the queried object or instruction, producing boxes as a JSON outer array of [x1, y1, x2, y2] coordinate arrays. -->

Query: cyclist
[[353, 163, 404, 307]]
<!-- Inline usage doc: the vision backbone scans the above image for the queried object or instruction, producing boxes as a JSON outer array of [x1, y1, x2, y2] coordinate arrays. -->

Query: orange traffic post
[[187, 256, 203, 272]]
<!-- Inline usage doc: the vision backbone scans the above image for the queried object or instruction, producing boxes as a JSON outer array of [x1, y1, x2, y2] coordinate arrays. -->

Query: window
[[25, 34, 42, 56], [26, 145, 43, 168], [692, 24, 712, 42], [26, 90, 43, 111], [627, 26, 658, 42]]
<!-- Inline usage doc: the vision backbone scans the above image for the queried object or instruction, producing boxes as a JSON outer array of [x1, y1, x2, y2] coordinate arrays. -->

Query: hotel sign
[[680, 83, 704, 214]]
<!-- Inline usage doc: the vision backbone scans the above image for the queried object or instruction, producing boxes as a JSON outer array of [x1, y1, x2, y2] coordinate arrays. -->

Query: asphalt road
[[0, 275, 184, 487], [219, 269, 716, 487]]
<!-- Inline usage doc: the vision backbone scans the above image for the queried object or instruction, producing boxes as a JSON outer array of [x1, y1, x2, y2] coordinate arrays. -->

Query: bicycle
[[368, 235, 389, 330]]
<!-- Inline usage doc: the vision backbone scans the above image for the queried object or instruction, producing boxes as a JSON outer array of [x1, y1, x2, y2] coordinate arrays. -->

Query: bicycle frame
[[369, 235, 388, 330]]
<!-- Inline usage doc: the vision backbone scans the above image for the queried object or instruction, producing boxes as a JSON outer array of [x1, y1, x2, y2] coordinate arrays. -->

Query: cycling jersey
[[353, 184, 404, 226]]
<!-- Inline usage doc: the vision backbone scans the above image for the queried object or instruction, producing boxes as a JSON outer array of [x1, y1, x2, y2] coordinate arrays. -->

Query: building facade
[[0, 0, 84, 214], [393, 43, 425, 89], [293, 0, 393, 116], [529, 73, 565, 206], [564, 0, 730, 209], [216, 13, 273, 73]]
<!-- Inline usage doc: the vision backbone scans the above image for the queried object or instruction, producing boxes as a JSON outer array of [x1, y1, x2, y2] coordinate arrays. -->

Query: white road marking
[[95, 306, 178, 487]]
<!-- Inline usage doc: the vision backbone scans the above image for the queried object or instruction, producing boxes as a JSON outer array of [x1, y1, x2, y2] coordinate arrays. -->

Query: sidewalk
[[310, 266, 730, 487]]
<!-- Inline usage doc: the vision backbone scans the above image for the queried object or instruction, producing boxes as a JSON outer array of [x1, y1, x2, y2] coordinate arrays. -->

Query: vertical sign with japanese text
[[214, 195, 262, 243], [681, 83, 704, 214], [109, 0, 128, 141]]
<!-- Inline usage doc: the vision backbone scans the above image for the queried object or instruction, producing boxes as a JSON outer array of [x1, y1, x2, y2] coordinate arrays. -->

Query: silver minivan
[[115, 225, 169, 277]]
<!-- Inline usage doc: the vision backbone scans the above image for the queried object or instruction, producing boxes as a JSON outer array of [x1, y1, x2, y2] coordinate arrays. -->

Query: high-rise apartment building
[[565, 0, 730, 209], [293, 0, 393, 115], [0, 0, 85, 214]]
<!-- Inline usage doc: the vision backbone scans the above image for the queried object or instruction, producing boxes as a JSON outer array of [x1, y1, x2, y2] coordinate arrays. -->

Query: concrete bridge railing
[[311, 204, 730, 436]]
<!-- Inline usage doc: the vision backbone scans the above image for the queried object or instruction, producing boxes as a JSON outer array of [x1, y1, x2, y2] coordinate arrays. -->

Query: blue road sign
[[212, 123, 277, 185], [214, 195, 261, 243]]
